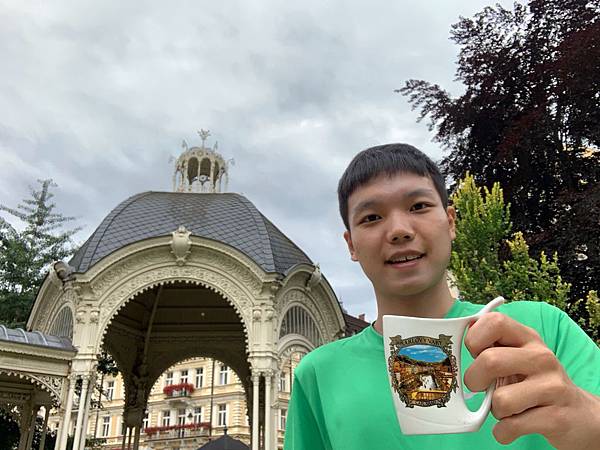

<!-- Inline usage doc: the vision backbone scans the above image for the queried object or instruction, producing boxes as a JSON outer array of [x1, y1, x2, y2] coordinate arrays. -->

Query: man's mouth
[[385, 254, 425, 264]]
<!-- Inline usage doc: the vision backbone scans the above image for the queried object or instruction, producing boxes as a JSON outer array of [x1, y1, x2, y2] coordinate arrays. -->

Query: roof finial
[[173, 131, 231, 194], [198, 129, 211, 148]]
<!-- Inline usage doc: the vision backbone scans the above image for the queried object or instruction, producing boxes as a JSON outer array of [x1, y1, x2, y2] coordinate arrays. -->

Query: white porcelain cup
[[382, 297, 505, 435]]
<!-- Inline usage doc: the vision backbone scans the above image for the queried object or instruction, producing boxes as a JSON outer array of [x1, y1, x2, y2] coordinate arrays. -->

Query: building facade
[[46, 353, 303, 449]]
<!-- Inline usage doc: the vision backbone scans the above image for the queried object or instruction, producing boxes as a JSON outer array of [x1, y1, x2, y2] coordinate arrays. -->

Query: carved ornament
[[170, 226, 192, 265]]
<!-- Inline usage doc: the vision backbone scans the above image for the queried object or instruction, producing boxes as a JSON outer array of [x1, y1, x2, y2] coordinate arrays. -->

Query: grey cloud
[[0, 0, 513, 318]]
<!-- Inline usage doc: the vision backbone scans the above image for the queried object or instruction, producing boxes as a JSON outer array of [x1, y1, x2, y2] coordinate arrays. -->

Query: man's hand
[[464, 312, 600, 450]]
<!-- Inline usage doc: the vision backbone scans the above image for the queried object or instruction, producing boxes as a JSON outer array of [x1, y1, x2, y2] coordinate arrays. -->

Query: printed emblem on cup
[[387, 334, 458, 408]]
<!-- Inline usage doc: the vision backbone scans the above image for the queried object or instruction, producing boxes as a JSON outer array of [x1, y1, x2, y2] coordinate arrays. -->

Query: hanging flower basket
[[163, 382, 195, 397]]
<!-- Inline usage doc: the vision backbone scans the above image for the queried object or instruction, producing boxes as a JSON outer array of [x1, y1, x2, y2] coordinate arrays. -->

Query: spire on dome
[[172, 130, 233, 193]]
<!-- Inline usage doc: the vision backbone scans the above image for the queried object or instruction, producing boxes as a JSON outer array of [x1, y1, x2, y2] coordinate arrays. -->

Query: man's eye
[[411, 203, 430, 211], [362, 214, 380, 223]]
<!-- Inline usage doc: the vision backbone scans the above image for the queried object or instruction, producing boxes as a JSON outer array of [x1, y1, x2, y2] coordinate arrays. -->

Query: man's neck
[[372, 282, 456, 334]]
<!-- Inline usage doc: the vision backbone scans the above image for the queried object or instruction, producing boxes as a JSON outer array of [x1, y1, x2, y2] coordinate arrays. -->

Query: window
[[101, 416, 110, 437], [219, 365, 229, 385], [279, 373, 286, 392], [177, 409, 186, 438], [195, 368, 204, 388], [142, 413, 149, 430], [161, 410, 171, 427], [217, 404, 227, 426], [165, 372, 173, 387], [280, 409, 287, 430], [105, 380, 114, 400], [194, 407, 203, 424], [180, 369, 188, 384]]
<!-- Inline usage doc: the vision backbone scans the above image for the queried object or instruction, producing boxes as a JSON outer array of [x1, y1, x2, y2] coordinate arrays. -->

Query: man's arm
[[464, 309, 600, 450], [283, 374, 328, 450]]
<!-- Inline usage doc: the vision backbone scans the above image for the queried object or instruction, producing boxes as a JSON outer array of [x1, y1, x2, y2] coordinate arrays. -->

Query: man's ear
[[343, 230, 358, 262], [446, 205, 456, 241]]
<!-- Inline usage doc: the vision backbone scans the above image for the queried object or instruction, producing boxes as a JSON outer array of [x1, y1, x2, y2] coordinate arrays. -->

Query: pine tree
[[0, 179, 81, 328]]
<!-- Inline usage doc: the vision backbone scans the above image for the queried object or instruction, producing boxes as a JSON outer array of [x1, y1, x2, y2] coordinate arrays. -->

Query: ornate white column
[[58, 376, 76, 450], [77, 378, 94, 450], [264, 371, 272, 450], [39, 406, 51, 450], [72, 375, 89, 450], [252, 373, 260, 450]]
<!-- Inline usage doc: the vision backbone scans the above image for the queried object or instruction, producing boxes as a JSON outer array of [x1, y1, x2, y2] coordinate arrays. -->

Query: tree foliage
[[399, 0, 600, 303], [450, 174, 597, 345], [0, 179, 81, 328]]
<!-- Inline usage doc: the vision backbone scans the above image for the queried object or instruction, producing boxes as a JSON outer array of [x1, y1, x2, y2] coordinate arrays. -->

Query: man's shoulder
[[460, 298, 566, 323], [294, 327, 374, 380]]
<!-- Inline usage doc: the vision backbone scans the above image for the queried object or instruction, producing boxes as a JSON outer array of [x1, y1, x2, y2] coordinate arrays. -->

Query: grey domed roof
[[69, 192, 313, 274]]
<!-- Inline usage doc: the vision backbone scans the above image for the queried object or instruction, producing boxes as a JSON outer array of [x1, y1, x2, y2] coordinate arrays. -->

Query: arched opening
[[187, 157, 199, 186], [200, 158, 211, 178], [98, 280, 251, 449], [279, 305, 323, 347], [90, 356, 250, 448]]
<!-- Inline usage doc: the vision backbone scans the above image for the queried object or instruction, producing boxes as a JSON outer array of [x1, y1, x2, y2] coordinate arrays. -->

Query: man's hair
[[337, 143, 448, 230]]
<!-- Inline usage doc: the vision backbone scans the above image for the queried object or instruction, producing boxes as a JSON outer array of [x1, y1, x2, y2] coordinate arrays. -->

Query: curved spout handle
[[476, 296, 505, 317], [463, 296, 505, 403]]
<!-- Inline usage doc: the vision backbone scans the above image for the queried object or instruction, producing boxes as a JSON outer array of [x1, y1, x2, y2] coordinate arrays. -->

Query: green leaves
[[449, 175, 597, 345]]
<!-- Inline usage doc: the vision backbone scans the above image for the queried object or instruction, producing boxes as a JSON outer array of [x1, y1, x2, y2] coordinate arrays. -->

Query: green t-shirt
[[283, 300, 600, 450]]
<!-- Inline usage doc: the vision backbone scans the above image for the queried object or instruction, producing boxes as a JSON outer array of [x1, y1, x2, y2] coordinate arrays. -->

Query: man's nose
[[387, 213, 415, 243]]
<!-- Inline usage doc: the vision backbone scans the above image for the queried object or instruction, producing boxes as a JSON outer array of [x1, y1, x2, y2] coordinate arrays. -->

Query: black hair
[[337, 143, 448, 230]]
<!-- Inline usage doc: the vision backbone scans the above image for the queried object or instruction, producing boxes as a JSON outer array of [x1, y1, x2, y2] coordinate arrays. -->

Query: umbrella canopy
[[197, 428, 250, 450]]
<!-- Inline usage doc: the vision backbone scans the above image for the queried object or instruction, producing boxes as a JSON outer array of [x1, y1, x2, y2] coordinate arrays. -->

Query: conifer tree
[[450, 174, 597, 345], [0, 179, 81, 328]]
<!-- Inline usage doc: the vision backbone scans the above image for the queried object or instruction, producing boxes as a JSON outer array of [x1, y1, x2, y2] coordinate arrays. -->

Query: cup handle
[[463, 296, 505, 421]]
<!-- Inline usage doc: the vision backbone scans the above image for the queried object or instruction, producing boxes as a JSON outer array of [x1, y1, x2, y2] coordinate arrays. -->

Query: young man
[[283, 144, 600, 449]]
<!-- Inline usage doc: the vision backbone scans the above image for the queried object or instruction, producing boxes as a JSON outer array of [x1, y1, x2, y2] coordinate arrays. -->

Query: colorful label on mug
[[387, 334, 458, 408]]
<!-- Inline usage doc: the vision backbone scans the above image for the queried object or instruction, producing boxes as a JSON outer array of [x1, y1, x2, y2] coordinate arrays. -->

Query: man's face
[[343, 172, 456, 299]]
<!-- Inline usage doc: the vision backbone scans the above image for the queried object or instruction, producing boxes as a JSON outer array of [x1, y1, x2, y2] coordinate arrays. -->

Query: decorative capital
[[89, 309, 100, 324], [170, 226, 192, 266], [75, 310, 86, 324]]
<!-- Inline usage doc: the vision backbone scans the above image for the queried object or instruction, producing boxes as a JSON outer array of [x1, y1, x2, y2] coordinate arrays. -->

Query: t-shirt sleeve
[[541, 303, 600, 396], [283, 362, 329, 450]]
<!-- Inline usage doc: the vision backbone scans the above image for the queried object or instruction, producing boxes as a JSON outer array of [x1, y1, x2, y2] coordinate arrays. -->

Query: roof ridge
[[259, 213, 314, 267], [233, 194, 276, 272]]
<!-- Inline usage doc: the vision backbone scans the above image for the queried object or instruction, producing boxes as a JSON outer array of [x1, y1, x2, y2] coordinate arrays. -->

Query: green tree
[[450, 174, 597, 345], [0, 179, 81, 328], [399, 0, 600, 303]]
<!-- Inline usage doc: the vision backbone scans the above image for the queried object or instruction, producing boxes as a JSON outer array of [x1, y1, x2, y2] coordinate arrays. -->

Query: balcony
[[163, 382, 195, 398], [144, 422, 211, 442]]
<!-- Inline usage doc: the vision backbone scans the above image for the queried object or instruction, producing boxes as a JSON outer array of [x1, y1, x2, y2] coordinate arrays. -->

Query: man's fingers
[[493, 405, 567, 446], [465, 312, 542, 357], [464, 345, 558, 392], [490, 376, 560, 420]]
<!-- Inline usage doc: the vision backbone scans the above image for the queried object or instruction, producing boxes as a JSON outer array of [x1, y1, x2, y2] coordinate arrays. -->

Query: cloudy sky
[[0, 0, 512, 322]]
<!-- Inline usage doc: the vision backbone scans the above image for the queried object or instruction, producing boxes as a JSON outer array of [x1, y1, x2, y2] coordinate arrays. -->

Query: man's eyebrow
[[351, 188, 437, 217]]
